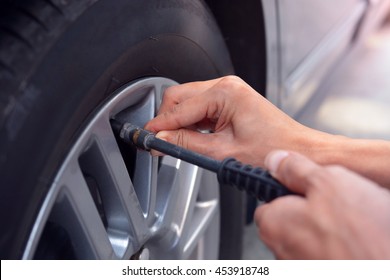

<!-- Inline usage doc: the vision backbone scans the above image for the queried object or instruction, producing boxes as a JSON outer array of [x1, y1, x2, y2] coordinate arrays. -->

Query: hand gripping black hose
[[218, 158, 293, 202], [111, 120, 295, 202]]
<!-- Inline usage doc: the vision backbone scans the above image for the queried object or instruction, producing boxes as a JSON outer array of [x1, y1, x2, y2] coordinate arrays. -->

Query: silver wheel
[[23, 78, 220, 260]]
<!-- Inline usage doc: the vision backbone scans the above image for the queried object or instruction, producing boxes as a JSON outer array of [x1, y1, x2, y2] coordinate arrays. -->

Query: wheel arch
[[205, 0, 267, 95]]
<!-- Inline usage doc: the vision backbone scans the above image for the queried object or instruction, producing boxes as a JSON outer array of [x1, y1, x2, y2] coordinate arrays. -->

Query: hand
[[145, 76, 314, 167], [255, 150, 390, 259]]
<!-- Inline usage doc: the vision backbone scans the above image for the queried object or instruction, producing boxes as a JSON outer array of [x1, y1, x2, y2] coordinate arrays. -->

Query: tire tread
[[0, 0, 96, 115]]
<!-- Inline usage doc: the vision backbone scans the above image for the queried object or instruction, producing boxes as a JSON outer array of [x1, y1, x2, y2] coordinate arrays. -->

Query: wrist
[[293, 127, 344, 165], [297, 129, 390, 188]]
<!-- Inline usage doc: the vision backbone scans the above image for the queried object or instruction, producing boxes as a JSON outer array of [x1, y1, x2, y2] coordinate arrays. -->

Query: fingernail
[[155, 131, 170, 141], [151, 131, 171, 157], [265, 150, 289, 175]]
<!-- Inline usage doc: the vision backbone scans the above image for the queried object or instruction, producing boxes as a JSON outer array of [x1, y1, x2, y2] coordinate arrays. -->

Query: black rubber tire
[[0, 0, 245, 259]]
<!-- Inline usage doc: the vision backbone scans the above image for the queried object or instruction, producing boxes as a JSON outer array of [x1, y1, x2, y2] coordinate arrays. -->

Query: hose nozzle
[[110, 119, 154, 150]]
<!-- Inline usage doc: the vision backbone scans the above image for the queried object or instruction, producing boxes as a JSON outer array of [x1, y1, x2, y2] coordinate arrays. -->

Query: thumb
[[265, 150, 324, 195], [153, 129, 212, 156]]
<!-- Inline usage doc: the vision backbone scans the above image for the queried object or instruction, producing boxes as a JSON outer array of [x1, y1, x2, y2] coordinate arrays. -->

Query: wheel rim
[[23, 77, 220, 259]]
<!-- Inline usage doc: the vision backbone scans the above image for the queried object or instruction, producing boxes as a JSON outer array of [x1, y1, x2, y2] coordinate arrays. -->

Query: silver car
[[0, 0, 389, 259]]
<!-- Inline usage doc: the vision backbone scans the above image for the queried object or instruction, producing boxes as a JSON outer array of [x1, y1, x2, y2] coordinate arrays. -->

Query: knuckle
[[216, 75, 250, 101], [163, 85, 180, 102], [176, 129, 188, 149], [223, 75, 243, 83], [257, 217, 280, 251], [160, 110, 172, 121], [160, 103, 181, 121], [218, 76, 243, 91]]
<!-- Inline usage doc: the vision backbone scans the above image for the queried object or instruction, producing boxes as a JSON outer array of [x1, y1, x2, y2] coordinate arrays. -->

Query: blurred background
[[243, 15, 390, 260]]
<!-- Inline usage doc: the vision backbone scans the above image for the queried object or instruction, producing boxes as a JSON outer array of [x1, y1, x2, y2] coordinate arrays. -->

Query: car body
[[207, 0, 390, 116], [0, 0, 389, 259]]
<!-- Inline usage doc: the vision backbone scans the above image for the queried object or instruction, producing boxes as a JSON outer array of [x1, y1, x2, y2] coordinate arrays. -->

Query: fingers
[[157, 77, 225, 117], [153, 128, 216, 157], [146, 93, 213, 132], [258, 150, 337, 258], [255, 197, 309, 259], [264, 150, 325, 195], [146, 79, 233, 133], [146, 75, 245, 133]]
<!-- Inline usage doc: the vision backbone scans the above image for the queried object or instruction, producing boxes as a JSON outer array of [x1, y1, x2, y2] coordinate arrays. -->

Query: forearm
[[301, 129, 390, 189], [146, 76, 390, 189]]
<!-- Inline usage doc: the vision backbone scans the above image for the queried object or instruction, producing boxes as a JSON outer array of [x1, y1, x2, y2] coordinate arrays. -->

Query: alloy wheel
[[23, 78, 220, 260]]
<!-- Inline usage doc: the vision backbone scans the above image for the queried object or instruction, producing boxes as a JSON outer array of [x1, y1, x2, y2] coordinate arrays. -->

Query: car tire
[[0, 0, 245, 259]]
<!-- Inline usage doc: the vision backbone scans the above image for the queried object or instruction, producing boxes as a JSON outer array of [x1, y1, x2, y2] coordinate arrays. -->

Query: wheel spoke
[[152, 160, 219, 259], [56, 161, 116, 259], [29, 78, 221, 260], [182, 198, 219, 259], [132, 151, 159, 220], [180, 170, 220, 259], [83, 118, 151, 254]]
